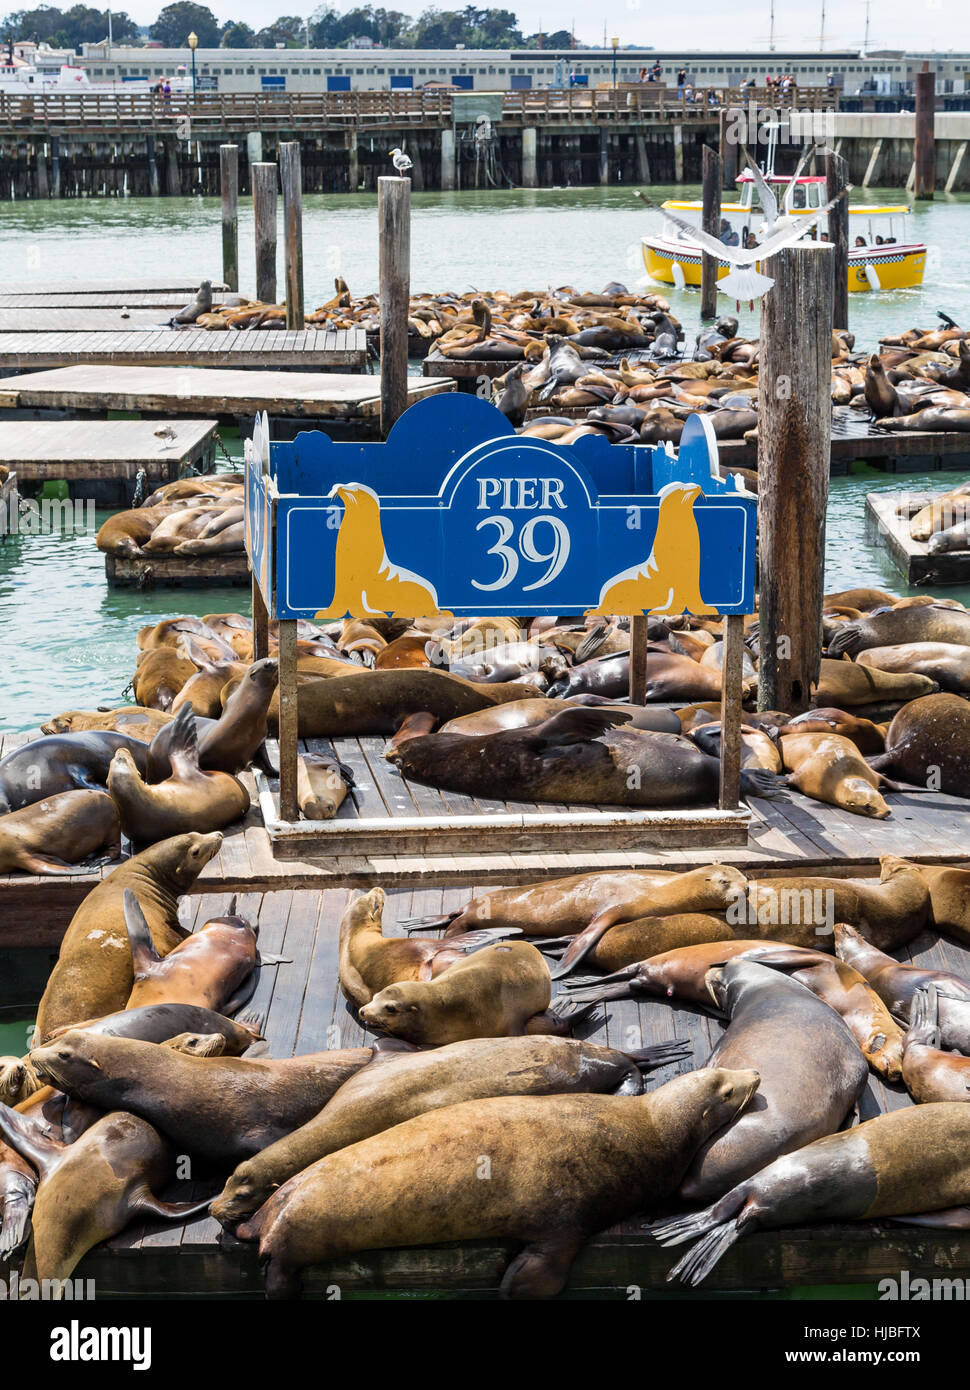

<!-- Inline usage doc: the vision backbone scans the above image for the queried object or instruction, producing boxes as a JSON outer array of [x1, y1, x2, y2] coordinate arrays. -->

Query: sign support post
[[628, 614, 649, 704], [718, 613, 745, 809]]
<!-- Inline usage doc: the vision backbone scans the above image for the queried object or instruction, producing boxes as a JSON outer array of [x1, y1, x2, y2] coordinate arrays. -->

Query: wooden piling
[[825, 150, 849, 331], [277, 619, 299, 824], [915, 67, 936, 199], [252, 162, 278, 306], [219, 144, 239, 293], [378, 175, 411, 437], [50, 137, 61, 198], [721, 107, 739, 190], [146, 135, 160, 197], [628, 614, 649, 705], [757, 244, 833, 714], [718, 614, 744, 810], [279, 142, 304, 330], [700, 145, 722, 320]]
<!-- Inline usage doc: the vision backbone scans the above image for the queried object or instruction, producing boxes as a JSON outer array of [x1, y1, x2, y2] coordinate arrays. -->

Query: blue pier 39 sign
[[244, 394, 755, 621]]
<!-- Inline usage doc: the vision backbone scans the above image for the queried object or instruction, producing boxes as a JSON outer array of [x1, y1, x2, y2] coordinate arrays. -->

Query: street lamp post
[[611, 35, 619, 91], [188, 30, 198, 98]]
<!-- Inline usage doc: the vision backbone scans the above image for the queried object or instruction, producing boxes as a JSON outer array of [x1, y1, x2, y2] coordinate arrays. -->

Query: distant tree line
[[2, 4, 577, 51]]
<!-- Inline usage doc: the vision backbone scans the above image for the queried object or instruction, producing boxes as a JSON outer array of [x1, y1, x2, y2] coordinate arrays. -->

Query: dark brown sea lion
[[678, 959, 867, 1203], [34, 831, 223, 1040], [29, 1031, 376, 1166], [901, 985, 970, 1103], [236, 1066, 760, 1299], [284, 668, 535, 737], [746, 857, 929, 952], [211, 1034, 690, 1227], [108, 705, 249, 842], [828, 603, 970, 657], [387, 708, 779, 807], [864, 352, 898, 416], [338, 887, 520, 1008], [0, 731, 149, 815], [835, 922, 970, 1051], [655, 1103, 970, 1284], [42, 1002, 261, 1054], [874, 693, 970, 798], [0, 790, 120, 875], [545, 654, 630, 699], [122, 889, 258, 1015], [359, 941, 584, 1045], [95, 505, 172, 559], [0, 1107, 211, 1291], [0, 1136, 35, 1259]]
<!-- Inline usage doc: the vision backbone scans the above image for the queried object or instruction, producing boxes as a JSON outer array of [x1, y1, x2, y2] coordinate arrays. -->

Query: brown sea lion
[[359, 941, 582, 1045], [828, 603, 970, 657], [678, 959, 867, 1203], [122, 889, 258, 1015], [812, 658, 938, 707], [0, 790, 120, 875], [908, 862, 970, 944], [901, 985, 970, 1103], [558, 912, 739, 976], [34, 831, 222, 1040], [29, 1031, 376, 1166], [857, 641, 970, 693], [95, 505, 172, 559], [169, 642, 248, 720], [0, 1107, 211, 1292], [874, 693, 970, 798], [148, 657, 279, 779], [236, 1066, 759, 1299], [656, 1103, 970, 1284], [835, 922, 970, 1051], [779, 731, 893, 818], [108, 705, 249, 842], [40, 707, 172, 741], [745, 857, 929, 953], [210, 1034, 690, 1227], [0, 731, 149, 815], [907, 482, 970, 540], [41, 1001, 261, 1054], [338, 887, 521, 1008], [437, 697, 682, 737], [823, 587, 898, 610], [784, 706, 885, 754], [297, 751, 354, 820], [132, 647, 198, 711]]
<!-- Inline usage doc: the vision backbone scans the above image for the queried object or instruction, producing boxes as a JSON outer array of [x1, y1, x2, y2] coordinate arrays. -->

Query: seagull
[[389, 147, 413, 174], [741, 141, 821, 237], [636, 187, 850, 305]]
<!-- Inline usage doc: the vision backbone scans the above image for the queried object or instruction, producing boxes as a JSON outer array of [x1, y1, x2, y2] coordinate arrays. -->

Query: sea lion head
[[360, 982, 424, 1042], [150, 831, 224, 890], [30, 1030, 106, 1093], [0, 1056, 39, 1106], [163, 1032, 228, 1058], [107, 746, 140, 788], [210, 1160, 272, 1229], [350, 886, 385, 930], [841, 778, 890, 819], [244, 657, 279, 693]]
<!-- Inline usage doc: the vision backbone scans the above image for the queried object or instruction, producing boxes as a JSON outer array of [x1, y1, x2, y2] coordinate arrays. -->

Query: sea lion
[[863, 352, 898, 416], [438, 697, 682, 737], [132, 647, 198, 711], [95, 505, 172, 559], [875, 406, 970, 432], [874, 693, 970, 798], [338, 887, 521, 1008], [29, 1032, 375, 1166], [169, 642, 248, 720], [122, 889, 258, 1015], [34, 831, 223, 1040], [689, 722, 782, 773], [812, 658, 938, 707], [679, 959, 868, 1203], [545, 653, 631, 700], [359, 941, 585, 1045], [823, 587, 898, 610], [108, 705, 249, 842], [387, 708, 778, 808], [0, 1107, 211, 1292], [0, 1136, 35, 1259], [927, 521, 970, 555], [236, 1066, 760, 1299], [40, 707, 172, 741], [284, 668, 535, 738], [856, 641, 970, 693], [0, 731, 149, 815], [784, 706, 885, 754], [555, 912, 739, 976], [907, 482, 970, 540], [745, 857, 929, 952], [171, 279, 213, 324], [147, 658, 278, 779], [0, 790, 120, 875], [41, 1001, 260, 1054], [900, 985, 970, 1103], [908, 862, 970, 944], [779, 731, 893, 818], [835, 922, 970, 1051], [211, 1034, 690, 1227], [655, 1103, 970, 1285], [297, 751, 354, 820], [828, 604, 970, 657]]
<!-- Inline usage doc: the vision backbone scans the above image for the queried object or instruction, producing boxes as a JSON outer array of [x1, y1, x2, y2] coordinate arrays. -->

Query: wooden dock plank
[[0, 418, 216, 483], [0, 328, 367, 371]]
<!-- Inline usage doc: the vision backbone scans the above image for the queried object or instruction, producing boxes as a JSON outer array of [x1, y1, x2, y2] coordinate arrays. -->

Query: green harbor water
[[1, 185, 970, 731]]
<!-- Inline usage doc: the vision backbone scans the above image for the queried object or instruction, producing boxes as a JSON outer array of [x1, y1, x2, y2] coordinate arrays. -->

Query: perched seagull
[[741, 141, 821, 237], [635, 187, 850, 305], [389, 147, 413, 174]]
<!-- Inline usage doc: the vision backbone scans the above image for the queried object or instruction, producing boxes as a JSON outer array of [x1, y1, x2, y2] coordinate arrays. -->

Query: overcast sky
[[121, 2, 970, 54]]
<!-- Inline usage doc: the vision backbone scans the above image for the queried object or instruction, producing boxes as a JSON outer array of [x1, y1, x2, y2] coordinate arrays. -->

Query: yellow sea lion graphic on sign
[[314, 482, 451, 620], [589, 482, 718, 617]]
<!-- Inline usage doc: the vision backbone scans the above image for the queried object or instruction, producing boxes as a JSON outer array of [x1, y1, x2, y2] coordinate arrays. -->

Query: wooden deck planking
[[29, 882, 970, 1297], [0, 417, 216, 482], [0, 308, 177, 332], [0, 328, 367, 371]]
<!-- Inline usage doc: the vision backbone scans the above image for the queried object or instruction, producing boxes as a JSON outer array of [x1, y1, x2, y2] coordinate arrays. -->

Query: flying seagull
[[741, 141, 821, 237], [635, 187, 850, 304], [389, 147, 413, 174]]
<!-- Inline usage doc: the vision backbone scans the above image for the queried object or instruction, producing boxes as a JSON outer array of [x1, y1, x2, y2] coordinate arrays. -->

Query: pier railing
[[0, 85, 838, 133]]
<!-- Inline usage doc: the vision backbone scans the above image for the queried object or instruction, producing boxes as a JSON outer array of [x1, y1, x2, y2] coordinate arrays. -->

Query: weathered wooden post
[[378, 175, 411, 437], [252, 161, 278, 304], [757, 243, 833, 714], [219, 144, 239, 293], [721, 106, 740, 190], [718, 616, 744, 810], [700, 144, 722, 320], [825, 149, 849, 331], [279, 141, 304, 329], [914, 65, 936, 199], [628, 615, 649, 704]]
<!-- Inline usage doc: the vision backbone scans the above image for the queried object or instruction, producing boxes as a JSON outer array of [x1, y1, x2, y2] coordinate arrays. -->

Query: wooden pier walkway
[[0, 308, 195, 333], [0, 418, 217, 494], [8, 880, 960, 1299], [0, 365, 451, 422], [0, 328, 367, 372]]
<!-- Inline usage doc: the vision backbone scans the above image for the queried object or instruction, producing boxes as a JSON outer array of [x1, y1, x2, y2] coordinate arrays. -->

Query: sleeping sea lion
[[873, 693, 970, 797], [835, 922, 970, 1051], [0, 790, 120, 876], [0, 732, 149, 815]]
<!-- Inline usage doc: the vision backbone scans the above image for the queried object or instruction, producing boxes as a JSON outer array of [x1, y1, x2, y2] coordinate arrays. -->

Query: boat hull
[[642, 239, 926, 292]]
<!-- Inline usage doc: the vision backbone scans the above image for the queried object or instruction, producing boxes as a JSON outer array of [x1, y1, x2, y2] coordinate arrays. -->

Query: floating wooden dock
[[0, 365, 451, 423], [0, 292, 243, 310], [104, 550, 250, 589], [0, 879, 962, 1299], [865, 490, 970, 586], [0, 309, 185, 333], [3, 278, 229, 295], [0, 418, 217, 502], [0, 328, 367, 372]]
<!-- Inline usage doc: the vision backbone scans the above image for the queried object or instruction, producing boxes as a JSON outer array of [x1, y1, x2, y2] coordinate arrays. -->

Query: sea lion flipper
[[0, 1184, 33, 1259], [889, 1207, 970, 1231], [498, 1236, 583, 1299], [132, 1186, 214, 1224], [123, 888, 163, 974], [11, 850, 79, 876], [550, 907, 626, 979], [0, 1103, 65, 1180], [166, 704, 200, 778], [527, 996, 599, 1035], [528, 708, 632, 749]]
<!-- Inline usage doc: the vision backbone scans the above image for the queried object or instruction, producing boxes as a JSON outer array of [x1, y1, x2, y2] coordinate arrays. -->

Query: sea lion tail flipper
[[573, 623, 610, 663], [498, 1236, 582, 1299], [739, 768, 787, 800], [550, 907, 626, 979], [0, 1181, 33, 1259], [0, 1104, 65, 1180], [825, 626, 862, 658], [907, 984, 941, 1048], [529, 709, 633, 751], [439, 927, 523, 955], [10, 851, 80, 876], [123, 887, 163, 973], [937, 311, 959, 329], [528, 995, 599, 1035], [664, 1220, 743, 1286], [167, 702, 201, 777], [890, 1207, 970, 1231], [399, 910, 461, 933], [236, 1011, 266, 1040], [133, 1187, 215, 1223], [627, 1039, 692, 1070]]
